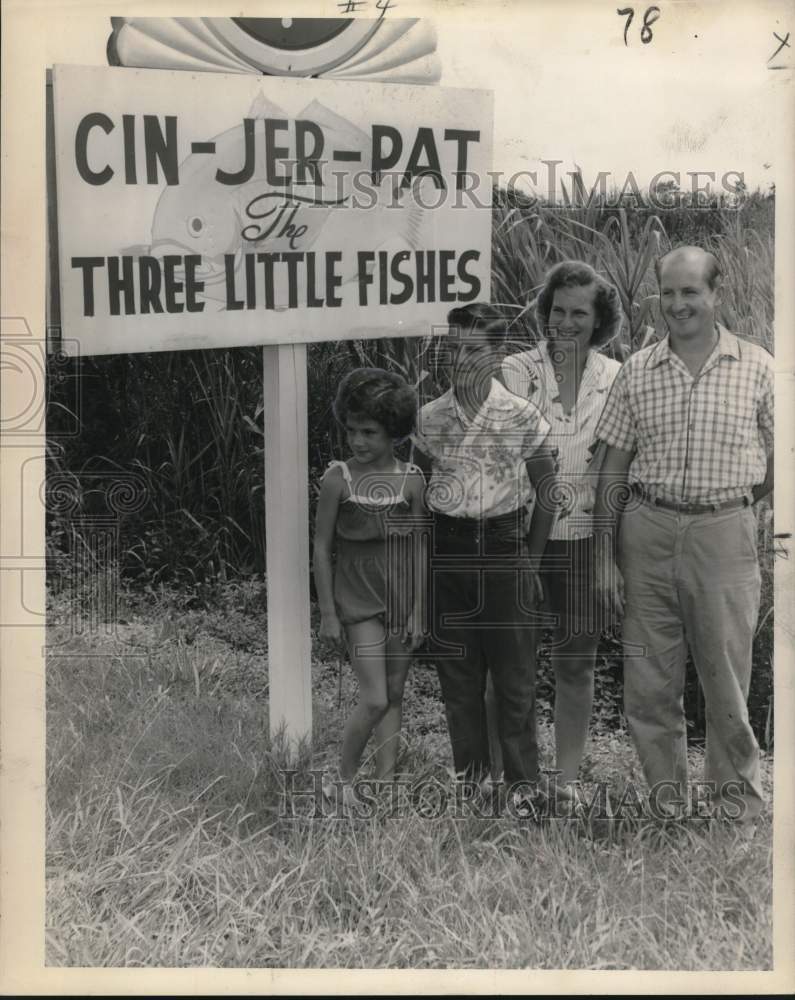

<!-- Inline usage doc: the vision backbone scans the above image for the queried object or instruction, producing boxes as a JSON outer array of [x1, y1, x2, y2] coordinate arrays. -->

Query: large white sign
[[52, 65, 493, 356]]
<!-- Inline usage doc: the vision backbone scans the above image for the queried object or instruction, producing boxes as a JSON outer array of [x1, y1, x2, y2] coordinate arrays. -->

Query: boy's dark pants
[[430, 511, 542, 786]]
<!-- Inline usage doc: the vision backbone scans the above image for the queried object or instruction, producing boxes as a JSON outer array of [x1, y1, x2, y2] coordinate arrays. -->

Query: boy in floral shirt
[[412, 303, 558, 800]]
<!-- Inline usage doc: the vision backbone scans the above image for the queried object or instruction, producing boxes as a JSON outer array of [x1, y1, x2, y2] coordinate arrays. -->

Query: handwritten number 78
[[618, 6, 661, 45]]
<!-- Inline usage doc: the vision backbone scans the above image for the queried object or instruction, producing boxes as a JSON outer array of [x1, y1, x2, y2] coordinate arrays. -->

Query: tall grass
[[46, 348, 266, 586], [491, 185, 774, 354], [46, 591, 773, 969]]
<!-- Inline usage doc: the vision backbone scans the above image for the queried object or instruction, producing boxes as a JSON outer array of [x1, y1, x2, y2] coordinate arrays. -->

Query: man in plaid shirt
[[593, 245, 773, 835]]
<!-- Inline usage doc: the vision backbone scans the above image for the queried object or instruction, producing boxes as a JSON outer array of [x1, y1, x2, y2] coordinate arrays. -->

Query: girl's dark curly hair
[[333, 367, 417, 440], [535, 261, 623, 349]]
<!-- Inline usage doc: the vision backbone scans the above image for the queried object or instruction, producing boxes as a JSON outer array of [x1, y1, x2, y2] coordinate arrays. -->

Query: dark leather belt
[[433, 509, 525, 533], [634, 486, 751, 515]]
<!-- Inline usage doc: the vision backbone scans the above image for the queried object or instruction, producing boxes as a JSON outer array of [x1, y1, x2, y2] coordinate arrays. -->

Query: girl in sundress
[[313, 368, 426, 796]]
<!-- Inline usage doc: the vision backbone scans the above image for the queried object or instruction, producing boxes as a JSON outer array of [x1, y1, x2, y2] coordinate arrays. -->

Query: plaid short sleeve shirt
[[594, 325, 773, 503], [412, 379, 551, 518]]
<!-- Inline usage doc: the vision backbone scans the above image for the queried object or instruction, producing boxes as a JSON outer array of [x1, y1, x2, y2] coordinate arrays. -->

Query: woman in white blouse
[[490, 261, 623, 799]]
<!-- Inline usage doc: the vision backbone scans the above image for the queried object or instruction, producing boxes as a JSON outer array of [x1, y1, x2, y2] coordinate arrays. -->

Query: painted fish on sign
[[122, 94, 435, 309]]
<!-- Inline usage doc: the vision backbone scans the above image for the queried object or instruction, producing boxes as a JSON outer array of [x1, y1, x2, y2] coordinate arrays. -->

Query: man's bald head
[[655, 246, 722, 291]]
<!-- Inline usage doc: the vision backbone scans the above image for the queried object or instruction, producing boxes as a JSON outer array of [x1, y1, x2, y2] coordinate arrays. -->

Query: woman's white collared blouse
[[502, 343, 622, 540]]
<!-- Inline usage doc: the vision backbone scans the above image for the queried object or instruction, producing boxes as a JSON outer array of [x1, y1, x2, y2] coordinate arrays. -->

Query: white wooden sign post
[[49, 19, 493, 749], [262, 341, 312, 743]]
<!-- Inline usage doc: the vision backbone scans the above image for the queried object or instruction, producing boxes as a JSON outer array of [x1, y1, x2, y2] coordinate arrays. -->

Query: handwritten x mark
[[768, 31, 791, 62]]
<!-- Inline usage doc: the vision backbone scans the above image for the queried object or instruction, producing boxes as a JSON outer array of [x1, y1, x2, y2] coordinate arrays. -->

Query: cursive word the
[[241, 190, 348, 250]]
